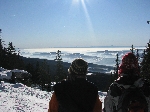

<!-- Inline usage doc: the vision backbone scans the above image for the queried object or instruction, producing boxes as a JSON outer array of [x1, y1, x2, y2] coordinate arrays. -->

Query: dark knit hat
[[118, 52, 139, 76], [68, 58, 88, 75]]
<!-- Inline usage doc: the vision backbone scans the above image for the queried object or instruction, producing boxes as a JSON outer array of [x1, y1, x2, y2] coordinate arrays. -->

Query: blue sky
[[0, 0, 150, 48]]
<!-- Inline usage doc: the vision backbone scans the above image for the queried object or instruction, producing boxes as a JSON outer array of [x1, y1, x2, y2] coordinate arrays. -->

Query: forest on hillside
[[0, 29, 150, 91]]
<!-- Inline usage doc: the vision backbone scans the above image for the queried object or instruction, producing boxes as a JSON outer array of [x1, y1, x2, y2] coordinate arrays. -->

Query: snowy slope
[[0, 81, 52, 112], [0, 81, 105, 112], [0, 67, 106, 112]]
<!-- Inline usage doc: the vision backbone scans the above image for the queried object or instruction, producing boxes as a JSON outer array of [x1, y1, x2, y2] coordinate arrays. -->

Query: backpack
[[116, 85, 148, 112]]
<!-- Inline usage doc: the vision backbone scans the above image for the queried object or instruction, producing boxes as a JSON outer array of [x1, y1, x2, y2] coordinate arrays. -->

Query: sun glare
[[72, 0, 80, 4], [71, 0, 96, 42], [75, 0, 95, 37], [72, 0, 86, 4]]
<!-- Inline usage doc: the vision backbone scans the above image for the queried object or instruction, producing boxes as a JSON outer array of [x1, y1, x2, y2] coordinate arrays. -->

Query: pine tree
[[54, 50, 66, 82], [114, 53, 120, 80], [140, 40, 150, 82], [136, 49, 139, 60], [7, 42, 16, 54], [130, 45, 135, 54], [130, 44, 140, 62], [25, 62, 34, 79], [15, 48, 24, 69], [0, 29, 24, 69], [33, 61, 40, 84], [38, 60, 51, 91], [0, 29, 3, 51], [0, 29, 7, 67], [0, 29, 3, 66], [5, 42, 17, 69]]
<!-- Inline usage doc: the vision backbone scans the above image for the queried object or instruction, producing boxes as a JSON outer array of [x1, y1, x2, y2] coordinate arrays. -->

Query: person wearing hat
[[104, 52, 150, 112], [48, 58, 102, 112]]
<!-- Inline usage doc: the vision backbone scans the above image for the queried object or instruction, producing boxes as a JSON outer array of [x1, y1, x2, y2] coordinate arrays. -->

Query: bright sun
[[72, 0, 79, 3], [72, 0, 85, 3]]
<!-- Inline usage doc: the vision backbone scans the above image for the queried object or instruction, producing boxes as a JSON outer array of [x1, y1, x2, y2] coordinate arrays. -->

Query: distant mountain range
[[48, 46, 145, 48]]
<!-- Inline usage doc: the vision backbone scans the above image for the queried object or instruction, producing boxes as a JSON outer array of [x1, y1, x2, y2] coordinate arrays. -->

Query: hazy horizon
[[19, 45, 146, 49]]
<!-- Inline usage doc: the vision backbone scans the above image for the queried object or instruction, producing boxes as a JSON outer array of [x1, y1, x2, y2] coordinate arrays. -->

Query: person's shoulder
[[75, 79, 98, 91], [85, 80, 98, 91], [114, 76, 125, 84], [141, 78, 150, 88], [143, 78, 150, 85], [86, 79, 96, 85], [85, 79, 97, 86], [54, 80, 70, 91], [116, 74, 141, 85]]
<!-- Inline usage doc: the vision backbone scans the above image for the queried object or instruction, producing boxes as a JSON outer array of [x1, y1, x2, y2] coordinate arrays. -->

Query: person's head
[[118, 52, 139, 77], [68, 58, 88, 80]]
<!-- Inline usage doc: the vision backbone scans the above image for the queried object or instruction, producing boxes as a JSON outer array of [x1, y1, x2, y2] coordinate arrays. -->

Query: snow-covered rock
[[0, 67, 5, 72], [11, 69, 28, 73], [0, 67, 31, 80]]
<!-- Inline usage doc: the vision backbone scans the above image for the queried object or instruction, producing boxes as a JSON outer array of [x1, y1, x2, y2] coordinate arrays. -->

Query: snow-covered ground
[[0, 67, 106, 112], [0, 81, 52, 112], [0, 82, 106, 112]]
